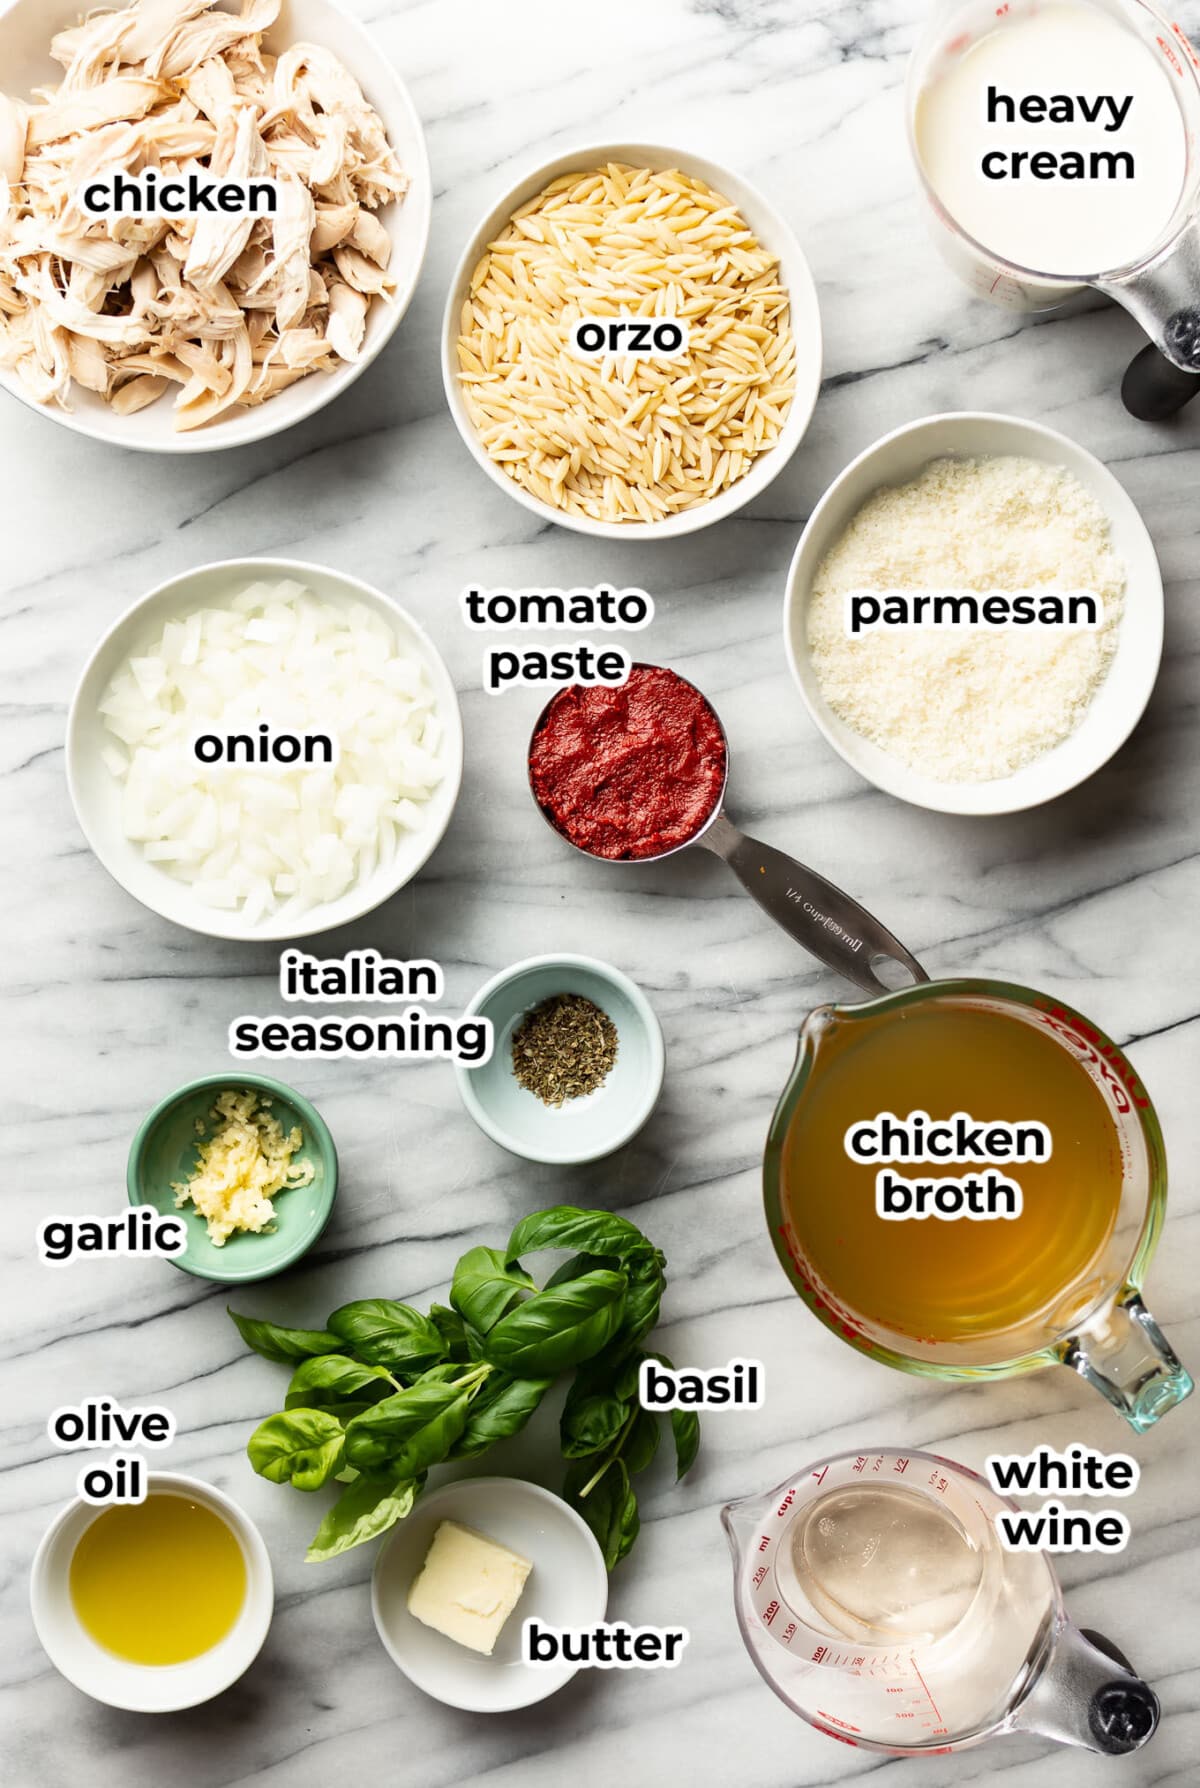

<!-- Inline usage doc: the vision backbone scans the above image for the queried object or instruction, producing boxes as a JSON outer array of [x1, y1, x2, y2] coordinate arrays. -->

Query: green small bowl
[[127, 1073, 338, 1283]]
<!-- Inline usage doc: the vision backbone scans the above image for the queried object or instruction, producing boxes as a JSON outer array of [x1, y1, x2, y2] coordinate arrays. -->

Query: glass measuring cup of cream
[[907, 0, 1200, 400], [762, 978, 1192, 1431]]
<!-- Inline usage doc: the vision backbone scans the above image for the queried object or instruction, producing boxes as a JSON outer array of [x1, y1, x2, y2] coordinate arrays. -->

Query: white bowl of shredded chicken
[[0, 0, 431, 449], [67, 557, 463, 937]]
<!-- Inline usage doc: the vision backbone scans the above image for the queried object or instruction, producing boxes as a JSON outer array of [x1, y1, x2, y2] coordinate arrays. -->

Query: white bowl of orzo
[[441, 141, 822, 538]]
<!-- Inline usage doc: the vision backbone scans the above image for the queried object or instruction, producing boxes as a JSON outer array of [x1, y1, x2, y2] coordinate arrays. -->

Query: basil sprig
[[231, 1205, 701, 1567]]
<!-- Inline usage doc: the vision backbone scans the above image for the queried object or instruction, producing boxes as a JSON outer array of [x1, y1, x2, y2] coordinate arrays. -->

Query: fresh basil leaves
[[228, 1311, 344, 1364], [247, 1409, 346, 1490], [450, 1247, 535, 1334], [482, 1270, 628, 1376], [306, 1475, 422, 1562], [326, 1299, 446, 1371], [231, 1205, 701, 1567]]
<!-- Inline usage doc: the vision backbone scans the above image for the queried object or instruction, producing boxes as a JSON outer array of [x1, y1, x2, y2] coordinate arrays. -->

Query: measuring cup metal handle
[[1121, 343, 1200, 420], [1060, 1292, 1194, 1434], [1009, 1620, 1160, 1755], [697, 813, 928, 996]]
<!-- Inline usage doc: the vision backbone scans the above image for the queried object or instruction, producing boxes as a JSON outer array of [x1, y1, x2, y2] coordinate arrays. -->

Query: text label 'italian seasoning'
[[231, 950, 492, 1062]]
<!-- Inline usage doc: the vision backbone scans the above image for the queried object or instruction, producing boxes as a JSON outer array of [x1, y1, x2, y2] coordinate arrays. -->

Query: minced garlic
[[172, 1089, 314, 1247]]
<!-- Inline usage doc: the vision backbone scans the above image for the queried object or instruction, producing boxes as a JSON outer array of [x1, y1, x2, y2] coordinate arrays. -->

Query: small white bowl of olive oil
[[30, 1472, 273, 1711]]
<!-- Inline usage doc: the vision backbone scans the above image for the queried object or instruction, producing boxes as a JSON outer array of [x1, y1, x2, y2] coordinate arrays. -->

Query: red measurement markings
[[752, 1564, 768, 1588], [893, 1457, 910, 1474], [762, 1600, 780, 1626], [911, 1655, 946, 1729], [1157, 32, 1185, 73], [1171, 23, 1200, 70], [816, 1711, 862, 1735]]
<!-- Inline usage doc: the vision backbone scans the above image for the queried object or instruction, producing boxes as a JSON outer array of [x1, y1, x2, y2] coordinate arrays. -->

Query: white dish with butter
[[371, 1477, 607, 1711]]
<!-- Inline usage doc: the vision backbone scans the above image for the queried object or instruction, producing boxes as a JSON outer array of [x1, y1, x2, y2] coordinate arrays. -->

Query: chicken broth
[[780, 999, 1124, 1345]]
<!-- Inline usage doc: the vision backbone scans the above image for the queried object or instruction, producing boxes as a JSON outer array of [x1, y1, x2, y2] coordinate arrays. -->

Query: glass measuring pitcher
[[762, 978, 1192, 1431], [906, 0, 1200, 416], [723, 1448, 1160, 1756]]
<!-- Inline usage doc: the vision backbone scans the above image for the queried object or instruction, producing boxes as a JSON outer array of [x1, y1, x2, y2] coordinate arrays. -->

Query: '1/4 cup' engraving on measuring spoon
[[527, 664, 924, 997]]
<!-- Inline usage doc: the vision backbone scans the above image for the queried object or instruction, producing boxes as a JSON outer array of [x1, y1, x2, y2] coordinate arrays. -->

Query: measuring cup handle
[[1060, 1292, 1193, 1433], [1121, 343, 1200, 420], [697, 813, 928, 996]]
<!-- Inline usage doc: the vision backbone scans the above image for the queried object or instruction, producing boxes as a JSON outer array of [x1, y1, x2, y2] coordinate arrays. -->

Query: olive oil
[[70, 1494, 246, 1665], [780, 999, 1124, 1346]]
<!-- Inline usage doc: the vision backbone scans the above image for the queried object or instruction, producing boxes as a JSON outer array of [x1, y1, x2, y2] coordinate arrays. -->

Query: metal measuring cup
[[527, 667, 927, 997]]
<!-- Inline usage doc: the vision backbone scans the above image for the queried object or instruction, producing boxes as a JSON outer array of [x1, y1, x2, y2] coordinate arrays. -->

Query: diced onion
[[100, 580, 446, 923]]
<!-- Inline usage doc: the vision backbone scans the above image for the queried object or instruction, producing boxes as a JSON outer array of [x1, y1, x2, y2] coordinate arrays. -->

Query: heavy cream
[[915, 1, 1188, 275]]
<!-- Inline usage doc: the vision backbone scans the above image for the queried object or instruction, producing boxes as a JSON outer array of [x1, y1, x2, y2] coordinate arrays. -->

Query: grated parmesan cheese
[[172, 1088, 314, 1247], [806, 456, 1127, 782]]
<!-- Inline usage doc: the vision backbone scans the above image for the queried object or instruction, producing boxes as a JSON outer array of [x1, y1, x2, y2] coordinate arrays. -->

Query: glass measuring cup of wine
[[907, 0, 1200, 417], [723, 1448, 1160, 1756], [762, 979, 1192, 1431]]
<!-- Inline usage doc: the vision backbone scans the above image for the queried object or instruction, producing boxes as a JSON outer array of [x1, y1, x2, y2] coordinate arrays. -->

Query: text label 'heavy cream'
[[846, 1110, 1052, 1222]]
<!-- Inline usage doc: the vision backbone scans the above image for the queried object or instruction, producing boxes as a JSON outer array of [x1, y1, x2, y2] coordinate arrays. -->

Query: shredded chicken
[[0, 0, 407, 429]]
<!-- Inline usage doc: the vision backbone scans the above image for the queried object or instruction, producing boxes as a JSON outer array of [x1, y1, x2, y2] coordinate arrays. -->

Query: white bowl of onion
[[67, 559, 463, 940]]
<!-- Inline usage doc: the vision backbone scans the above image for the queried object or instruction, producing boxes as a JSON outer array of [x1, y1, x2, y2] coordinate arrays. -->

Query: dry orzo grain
[[456, 163, 796, 524]]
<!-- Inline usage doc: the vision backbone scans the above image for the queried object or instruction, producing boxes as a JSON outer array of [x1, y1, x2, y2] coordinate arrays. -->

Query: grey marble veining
[[2, 0, 1199, 1784]]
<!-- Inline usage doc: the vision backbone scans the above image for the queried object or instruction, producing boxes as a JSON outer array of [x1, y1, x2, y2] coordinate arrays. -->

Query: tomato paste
[[529, 664, 727, 860]]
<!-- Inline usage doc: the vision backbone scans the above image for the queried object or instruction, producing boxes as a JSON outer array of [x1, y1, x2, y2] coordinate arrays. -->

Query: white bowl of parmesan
[[783, 412, 1164, 816]]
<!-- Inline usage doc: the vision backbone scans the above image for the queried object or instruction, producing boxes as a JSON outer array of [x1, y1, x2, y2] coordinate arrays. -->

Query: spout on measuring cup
[[1008, 1621, 1159, 1754], [1060, 1292, 1193, 1432], [719, 1488, 765, 1567]]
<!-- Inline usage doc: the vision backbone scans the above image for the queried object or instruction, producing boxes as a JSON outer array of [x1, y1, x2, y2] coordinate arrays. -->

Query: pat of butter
[[407, 1520, 532, 1656]]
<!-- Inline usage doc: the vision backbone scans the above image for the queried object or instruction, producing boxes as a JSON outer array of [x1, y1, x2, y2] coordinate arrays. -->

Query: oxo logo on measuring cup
[[722, 1447, 1160, 1757]]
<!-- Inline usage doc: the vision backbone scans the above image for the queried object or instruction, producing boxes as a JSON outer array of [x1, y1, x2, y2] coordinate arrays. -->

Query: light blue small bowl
[[455, 955, 665, 1164]]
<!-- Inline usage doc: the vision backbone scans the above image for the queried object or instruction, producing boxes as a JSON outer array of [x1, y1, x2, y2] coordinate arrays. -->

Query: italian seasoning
[[511, 995, 618, 1106]]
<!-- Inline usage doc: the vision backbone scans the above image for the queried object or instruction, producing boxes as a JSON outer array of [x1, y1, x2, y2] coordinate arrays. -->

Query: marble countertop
[[2, 1, 1199, 1784]]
